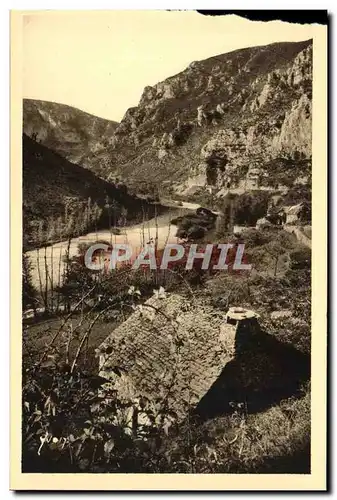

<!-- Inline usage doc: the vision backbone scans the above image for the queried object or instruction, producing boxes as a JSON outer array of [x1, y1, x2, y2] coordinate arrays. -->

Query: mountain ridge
[[104, 39, 312, 196], [23, 39, 312, 203], [22, 134, 155, 249], [23, 99, 118, 173]]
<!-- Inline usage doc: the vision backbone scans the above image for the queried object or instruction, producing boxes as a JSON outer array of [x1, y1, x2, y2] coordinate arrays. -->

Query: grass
[[23, 261, 311, 473], [23, 313, 115, 373], [23, 304, 311, 473], [187, 384, 310, 473], [22, 207, 311, 474]]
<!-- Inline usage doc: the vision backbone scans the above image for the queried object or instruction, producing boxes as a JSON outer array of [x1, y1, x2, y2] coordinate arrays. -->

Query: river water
[[26, 202, 202, 289]]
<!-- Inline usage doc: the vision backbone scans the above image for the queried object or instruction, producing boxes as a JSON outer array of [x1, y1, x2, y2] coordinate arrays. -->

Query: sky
[[22, 11, 315, 122]]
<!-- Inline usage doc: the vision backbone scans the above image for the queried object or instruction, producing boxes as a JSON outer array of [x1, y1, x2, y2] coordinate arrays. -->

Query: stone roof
[[96, 293, 237, 417]]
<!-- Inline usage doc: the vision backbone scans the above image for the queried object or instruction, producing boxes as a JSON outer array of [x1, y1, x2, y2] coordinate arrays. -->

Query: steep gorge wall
[[106, 40, 312, 195]]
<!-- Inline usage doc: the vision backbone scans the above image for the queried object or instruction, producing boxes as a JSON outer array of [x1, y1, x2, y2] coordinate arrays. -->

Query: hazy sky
[[23, 11, 315, 122]]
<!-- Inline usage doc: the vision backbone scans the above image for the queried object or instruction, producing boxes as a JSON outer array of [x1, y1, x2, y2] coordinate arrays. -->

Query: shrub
[[289, 248, 311, 270], [219, 191, 270, 227], [23, 253, 38, 312], [241, 229, 273, 248]]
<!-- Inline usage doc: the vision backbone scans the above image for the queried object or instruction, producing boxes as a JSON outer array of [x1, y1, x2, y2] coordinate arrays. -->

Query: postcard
[[10, 9, 328, 491]]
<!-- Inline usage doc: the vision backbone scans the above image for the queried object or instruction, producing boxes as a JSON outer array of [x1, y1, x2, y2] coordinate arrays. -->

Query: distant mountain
[[23, 99, 118, 175], [22, 134, 152, 249], [105, 39, 312, 195]]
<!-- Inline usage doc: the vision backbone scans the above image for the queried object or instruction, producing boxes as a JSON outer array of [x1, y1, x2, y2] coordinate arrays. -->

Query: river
[[26, 201, 203, 289]]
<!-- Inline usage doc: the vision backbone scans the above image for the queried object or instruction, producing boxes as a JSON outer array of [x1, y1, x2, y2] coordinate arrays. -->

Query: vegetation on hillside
[[23, 99, 118, 173], [23, 135, 163, 249], [22, 216, 311, 473], [21, 38, 313, 476]]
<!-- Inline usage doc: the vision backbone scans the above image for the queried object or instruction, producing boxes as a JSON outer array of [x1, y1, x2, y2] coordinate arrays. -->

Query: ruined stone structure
[[97, 294, 260, 420]]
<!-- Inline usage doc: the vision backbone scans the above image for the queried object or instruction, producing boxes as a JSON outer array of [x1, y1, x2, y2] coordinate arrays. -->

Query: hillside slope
[[22, 134, 152, 249], [104, 39, 312, 195], [23, 99, 118, 174]]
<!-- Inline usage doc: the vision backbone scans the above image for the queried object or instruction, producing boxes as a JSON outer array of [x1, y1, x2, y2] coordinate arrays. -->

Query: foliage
[[240, 228, 274, 248], [22, 362, 176, 473], [218, 191, 270, 228], [206, 258, 311, 355], [22, 277, 311, 473], [282, 185, 311, 205], [22, 213, 311, 474], [172, 212, 216, 241], [260, 156, 311, 189], [289, 248, 311, 270], [23, 134, 165, 250], [23, 253, 38, 312], [184, 190, 215, 208]]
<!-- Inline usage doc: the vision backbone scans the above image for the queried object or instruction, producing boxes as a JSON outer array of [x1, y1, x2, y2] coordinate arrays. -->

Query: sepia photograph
[[10, 9, 328, 490]]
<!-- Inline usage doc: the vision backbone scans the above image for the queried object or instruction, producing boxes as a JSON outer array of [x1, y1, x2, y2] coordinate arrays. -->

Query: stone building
[[96, 293, 260, 420]]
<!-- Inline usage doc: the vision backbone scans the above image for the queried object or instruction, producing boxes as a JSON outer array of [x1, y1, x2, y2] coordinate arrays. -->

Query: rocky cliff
[[23, 99, 118, 175], [106, 39, 312, 196]]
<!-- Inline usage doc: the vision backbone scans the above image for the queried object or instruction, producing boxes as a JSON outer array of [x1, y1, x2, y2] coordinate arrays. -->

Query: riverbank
[[26, 200, 201, 289]]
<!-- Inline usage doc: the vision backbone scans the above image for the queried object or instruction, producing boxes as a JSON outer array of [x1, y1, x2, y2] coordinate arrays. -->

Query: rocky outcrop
[[23, 99, 118, 177], [272, 94, 312, 157], [286, 45, 312, 87], [24, 39, 312, 199], [106, 39, 312, 194]]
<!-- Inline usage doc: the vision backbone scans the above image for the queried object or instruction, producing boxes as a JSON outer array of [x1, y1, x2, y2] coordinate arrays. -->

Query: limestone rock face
[[105, 39, 312, 191], [286, 44, 312, 86], [272, 94, 312, 157], [23, 99, 118, 177]]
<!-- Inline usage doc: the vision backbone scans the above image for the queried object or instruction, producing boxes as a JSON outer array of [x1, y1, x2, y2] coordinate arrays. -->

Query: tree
[[263, 156, 311, 189], [22, 253, 38, 313], [215, 213, 228, 239], [264, 240, 286, 277], [233, 191, 270, 226]]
